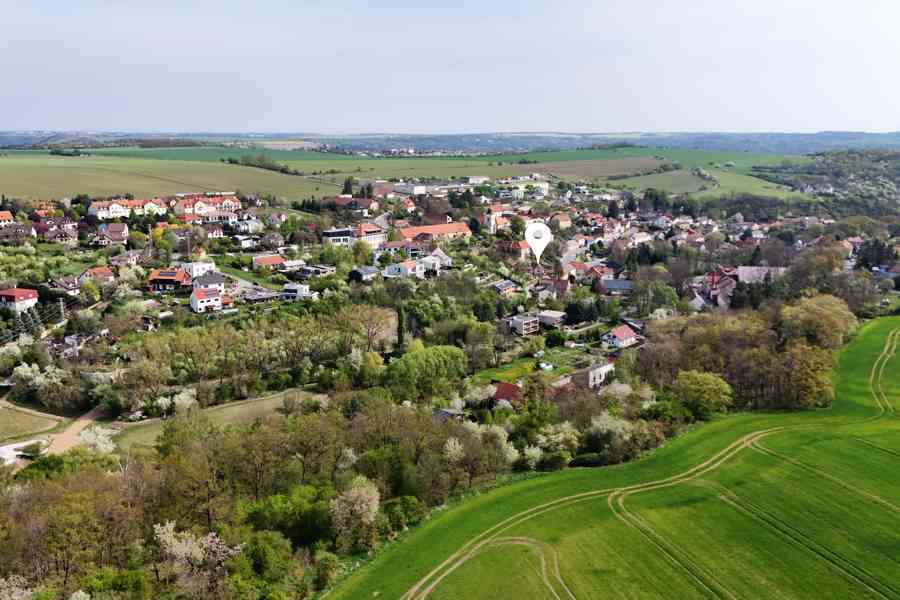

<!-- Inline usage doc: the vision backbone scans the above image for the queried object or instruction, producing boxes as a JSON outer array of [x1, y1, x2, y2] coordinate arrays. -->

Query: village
[[0, 167, 896, 447]]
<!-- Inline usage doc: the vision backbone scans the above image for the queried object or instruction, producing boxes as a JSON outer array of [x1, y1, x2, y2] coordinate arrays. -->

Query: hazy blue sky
[[4, 1, 899, 133]]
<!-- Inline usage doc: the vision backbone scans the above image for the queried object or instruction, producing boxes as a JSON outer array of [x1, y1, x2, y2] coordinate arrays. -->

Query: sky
[[3, 0, 900, 134]]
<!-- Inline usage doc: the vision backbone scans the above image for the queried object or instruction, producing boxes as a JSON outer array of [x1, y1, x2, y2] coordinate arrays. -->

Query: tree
[[80, 280, 100, 304], [779, 295, 857, 350], [154, 521, 243, 599], [342, 177, 354, 195], [352, 240, 372, 266], [330, 476, 380, 554], [673, 370, 733, 420], [607, 200, 620, 220]]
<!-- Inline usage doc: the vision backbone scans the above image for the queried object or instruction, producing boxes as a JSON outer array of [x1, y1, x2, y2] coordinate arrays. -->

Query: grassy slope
[[330, 317, 900, 600], [115, 389, 317, 449], [0, 406, 60, 442]]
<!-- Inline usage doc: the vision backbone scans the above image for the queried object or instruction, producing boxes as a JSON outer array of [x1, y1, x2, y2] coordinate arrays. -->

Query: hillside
[[330, 317, 900, 600]]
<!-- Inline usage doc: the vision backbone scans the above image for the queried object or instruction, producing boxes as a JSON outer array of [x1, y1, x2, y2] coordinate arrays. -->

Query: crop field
[[0, 146, 809, 200], [0, 405, 61, 442], [0, 153, 340, 200], [330, 316, 900, 600], [114, 388, 320, 449]]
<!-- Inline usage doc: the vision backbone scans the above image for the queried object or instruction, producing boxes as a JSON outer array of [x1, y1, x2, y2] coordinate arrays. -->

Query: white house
[[602, 324, 638, 349], [584, 362, 615, 388], [281, 282, 319, 302], [181, 261, 216, 279], [0, 288, 39, 314], [383, 260, 425, 279], [190, 288, 224, 313]]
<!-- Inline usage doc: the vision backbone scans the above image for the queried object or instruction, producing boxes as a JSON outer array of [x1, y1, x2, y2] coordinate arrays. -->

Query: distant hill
[[4, 130, 900, 154]]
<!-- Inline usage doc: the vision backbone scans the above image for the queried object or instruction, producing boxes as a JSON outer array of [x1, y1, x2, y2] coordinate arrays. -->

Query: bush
[[536, 451, 569, 472], [570, 452, 605, 468], [383, 495, 427, 532], [313, 551, 340, 591]]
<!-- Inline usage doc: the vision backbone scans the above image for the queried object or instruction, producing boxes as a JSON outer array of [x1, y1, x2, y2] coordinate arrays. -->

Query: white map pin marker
[[524, 222, 553, 262]]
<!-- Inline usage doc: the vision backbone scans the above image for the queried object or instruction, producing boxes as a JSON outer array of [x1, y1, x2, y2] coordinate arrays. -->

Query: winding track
[[402, 326, 900, 600]]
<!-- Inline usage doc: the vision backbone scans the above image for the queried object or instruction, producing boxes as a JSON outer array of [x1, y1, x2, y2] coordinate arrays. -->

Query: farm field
[[0, 405, 62, 442], [0, 146, 809, 200], [0, 153, 341, 200], [114, 388, 319, 449], [329, 316, 900, 600]]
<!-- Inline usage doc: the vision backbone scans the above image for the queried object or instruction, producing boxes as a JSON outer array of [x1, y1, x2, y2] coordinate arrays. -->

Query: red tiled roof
[[0, 211, 13, 221], [608, 324, 636, 341], [253, 255, 285, 267], [0, 288, 38, 301]]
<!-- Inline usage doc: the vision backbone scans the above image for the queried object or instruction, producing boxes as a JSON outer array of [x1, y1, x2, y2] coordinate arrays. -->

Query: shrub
[[383, 495, 427, 532], [313, 551, 340, 591], [536, 451, 570, 472], [570, 453, 605, 468]]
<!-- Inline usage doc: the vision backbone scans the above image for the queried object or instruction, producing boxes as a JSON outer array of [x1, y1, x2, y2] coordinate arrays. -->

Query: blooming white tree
[[330, 476, 380, 553], [536, 422, 581, 455], [523, 445, 543, 470], [443, 437, 465, 464], [588, 411, 633, 443], [0, 575, 33, 600], [171, 388, 198, 413], [337, 447, 358, 471], [79, 425, 117, 454], [154, 521, 243, 599]]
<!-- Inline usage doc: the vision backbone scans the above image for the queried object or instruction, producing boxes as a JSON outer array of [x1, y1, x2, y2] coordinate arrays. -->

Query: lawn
[[329, 316, 900, 600], [114, 389, 320, 449], [212, 260, 283, 290], [470, 346, 595, 385], [0, 405, 62, 442]]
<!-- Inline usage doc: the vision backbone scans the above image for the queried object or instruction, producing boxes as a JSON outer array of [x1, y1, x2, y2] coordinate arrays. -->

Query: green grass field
[[114, 389, 319, 449], [471, 346, 592, 385], [0, 154, 340, 200], [0, 146, 809, 200], [0, 405, 62, 442], [330, 317, 900, 600]]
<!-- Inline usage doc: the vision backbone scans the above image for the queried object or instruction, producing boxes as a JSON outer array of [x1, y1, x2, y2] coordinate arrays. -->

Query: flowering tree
[[535, 422, 581, 455], [79, 425, 117, 454], [153, 521, 243, 599], [523, 445, 543, 470], [442, 437, 465, 464], [0, 576, 33, 600], [330, 476, 380, 554]]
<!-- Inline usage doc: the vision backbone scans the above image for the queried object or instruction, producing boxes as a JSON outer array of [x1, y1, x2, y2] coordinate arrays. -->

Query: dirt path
[[46, 405, 106, 454]]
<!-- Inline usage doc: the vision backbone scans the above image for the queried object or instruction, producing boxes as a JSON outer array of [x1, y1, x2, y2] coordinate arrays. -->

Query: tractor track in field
[[749, 440, 900, 514], [853, 437, 900, 459], [400, 326, 900, 600], [718, 489, 900, 600]]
